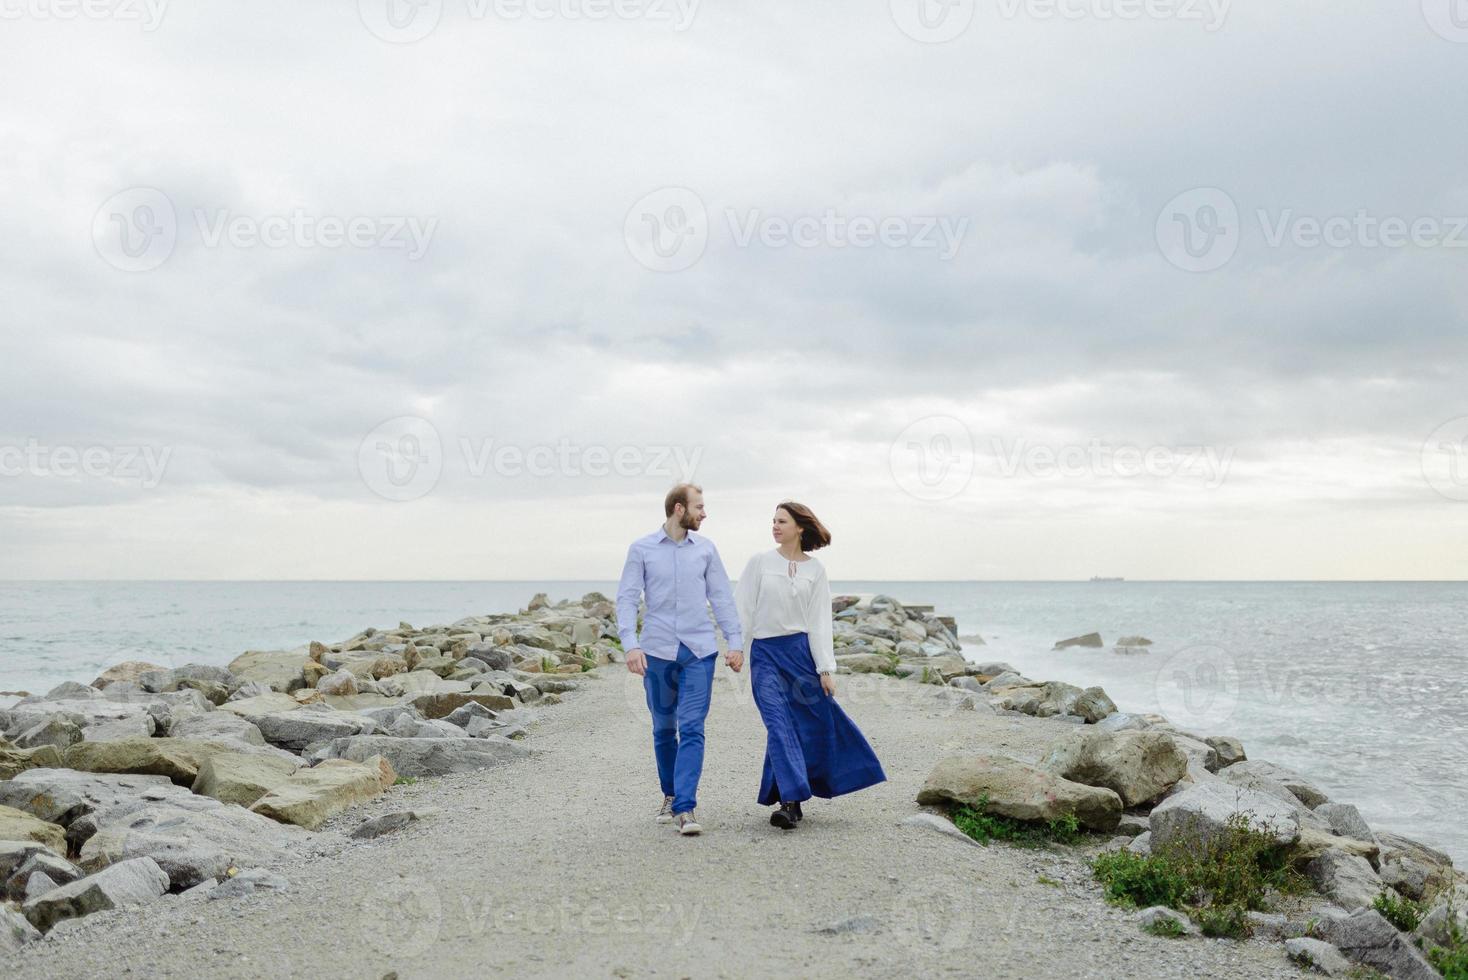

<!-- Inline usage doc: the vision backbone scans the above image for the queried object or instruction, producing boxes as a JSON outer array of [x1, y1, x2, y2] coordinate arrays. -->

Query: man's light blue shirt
[[616, 527, 743, 661]]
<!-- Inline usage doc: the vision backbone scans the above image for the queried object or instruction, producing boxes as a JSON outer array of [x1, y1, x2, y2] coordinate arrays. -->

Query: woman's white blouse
[[734, 550, 837, 674]]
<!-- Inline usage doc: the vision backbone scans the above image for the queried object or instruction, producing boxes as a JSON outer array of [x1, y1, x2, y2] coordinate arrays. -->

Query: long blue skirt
[[751, 631, 887, 805]]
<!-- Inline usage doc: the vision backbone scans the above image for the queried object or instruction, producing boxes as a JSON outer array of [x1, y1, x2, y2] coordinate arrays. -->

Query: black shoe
[[791, 801, 803, 823], [770, 803, 798, 830]]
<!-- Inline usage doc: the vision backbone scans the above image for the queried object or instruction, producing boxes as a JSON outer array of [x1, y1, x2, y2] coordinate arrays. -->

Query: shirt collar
[[656, 526, 695, 546]]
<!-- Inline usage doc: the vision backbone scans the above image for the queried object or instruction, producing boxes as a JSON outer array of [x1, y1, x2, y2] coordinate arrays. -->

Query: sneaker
[[675, 811, 702, 836], [656, 795, 674, 824], [770, 803, 798, 830]]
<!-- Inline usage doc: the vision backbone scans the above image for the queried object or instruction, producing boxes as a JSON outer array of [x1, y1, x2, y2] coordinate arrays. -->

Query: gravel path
[[10, 667, 1301, 979]]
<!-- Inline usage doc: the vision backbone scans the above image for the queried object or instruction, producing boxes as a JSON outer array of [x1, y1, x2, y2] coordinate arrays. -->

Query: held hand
[[626, 648, 647, 677], [725, 649, 744, 673], [820, 673, 836, 697]]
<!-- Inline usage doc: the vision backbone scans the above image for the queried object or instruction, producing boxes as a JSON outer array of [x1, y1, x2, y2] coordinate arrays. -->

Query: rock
[[208, 868, 290, 900], [351, 808, 440, 840], [1246, 911, 1288, 939], [83, 715, 157, 741], [6, 850, 82, 901], [1041, 730, 1189, 807], [170, 712, 267, 746], [226, 649, 308, 693], [0, 841, 63, 881], [836, 654, 895, 674], [0, 769, 172, 830], [408, 691, 515, 720], [1115, 636, 1153, 648], [3, 697, 157, 737], [1073, 687, 1118, 723], [1305, 850, 1385, 912], [1312, 803, 1373, 842], [1135, 906, 1198, 936], [249, 759, 390, 830], [1126, 832, 1152, 855], [317, 735, 530, 778], [0, 741, 64, 779], [1380, 853, 1437, 901], [947, 676, 986, 693], [1, 905, 42, 952], [62, 738, 215, 786], [914, 754, 1122, 832], [463, 645, 513, 672], [0, 804, 68, 853], [217, 691, 303, 720], [23, 870, 58, 901], [1095, 713, 1149, 733], [1314, 909, 1439, 980], [1220, 760, 1329, 808], [1149, 780, 1301, 851], [90, 662, 167, 689], [1053, 632, 1103, 650], [14, 716, 84, 751], [1415, 887, 1468, 950], [174, 678, 230, 705], [1290, 828, 1380, 869], [1203, 736, 1246, 768], [1284, 937, 1353, 975], [22, 857, 170, 932], [443, 701, 499, 729], [898, 812, 984, 848], [191, 753, 302, 807], [315, 669, 359, 696], [251, 706, 378, 752]]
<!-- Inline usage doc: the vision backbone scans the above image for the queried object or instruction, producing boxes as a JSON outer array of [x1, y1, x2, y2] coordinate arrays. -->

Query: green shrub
[[1372, 890, 1426, 932], [1090, 812, 1304, 939], [950, 797, 1085, 848], [1427, 904, 1468, 980], [1142, 916, 1186, 938]]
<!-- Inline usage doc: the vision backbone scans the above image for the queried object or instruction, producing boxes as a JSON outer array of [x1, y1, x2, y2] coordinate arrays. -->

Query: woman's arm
[[806, 561, 837, 675]]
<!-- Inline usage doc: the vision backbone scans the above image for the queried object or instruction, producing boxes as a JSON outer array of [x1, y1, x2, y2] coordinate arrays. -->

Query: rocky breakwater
[[0, 591, 619, 948], [858, 596, 1468, 979]]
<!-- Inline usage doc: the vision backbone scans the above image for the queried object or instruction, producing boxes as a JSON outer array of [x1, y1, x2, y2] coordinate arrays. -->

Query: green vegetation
[[1142, 916, 1187, 938], [950, 797, 1083, 848], [1427, 903, 1468, 980], [394, 775, 417, 786], [1091, 813, 1305, 939], [1373, 890, 1427, 932]]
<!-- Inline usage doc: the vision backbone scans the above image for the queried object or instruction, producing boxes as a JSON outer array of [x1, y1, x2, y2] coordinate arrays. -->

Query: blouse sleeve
[[806, 561, 837, 673], [734, 553, 761, 652]]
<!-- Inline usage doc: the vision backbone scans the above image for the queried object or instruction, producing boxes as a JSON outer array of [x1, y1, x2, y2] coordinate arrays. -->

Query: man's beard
[[680, 513, 702, 530]]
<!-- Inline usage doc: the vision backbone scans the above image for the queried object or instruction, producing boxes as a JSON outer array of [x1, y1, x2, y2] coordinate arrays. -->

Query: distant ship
[[1089, 576, 1124, 582]]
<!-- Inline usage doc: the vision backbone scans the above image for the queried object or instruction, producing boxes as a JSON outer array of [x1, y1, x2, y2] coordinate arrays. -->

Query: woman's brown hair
[[777, 501, 832, 552]]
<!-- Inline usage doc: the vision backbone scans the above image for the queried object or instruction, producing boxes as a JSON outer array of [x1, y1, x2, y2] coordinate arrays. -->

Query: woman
[[735, 501, 886, 830]]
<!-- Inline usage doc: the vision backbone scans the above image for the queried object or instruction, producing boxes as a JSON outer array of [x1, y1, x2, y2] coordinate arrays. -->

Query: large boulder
[[1219, 760, 1329, 808], [2, 904, 41, 952], [0, 840, 64, 881], [1053, 632, 1103, 650], [1073, 687, 1118, 723], [1312, 803, 1373, 843], [0, 805, 68, 853], [21, 857, 169, 932], [1148, 780, 1301, 851], [408, 691, 516, 720], [74, 785, 310, 890], [62, 738, 300, 786], [191, 752, 302, 807], [1041, 730, 1189, 807], [915, 754, 1122, 832], [1314, 909, 1439, 980], [0, 740, 63, 779], [13, 715, 84, 751], [1305, 850, 1385, 912], [1284, 938, 1352, 976], [1376, 831, 1454, 901], [226, 650, 308, 693], [6, 850, 82, 901], [170, 712, 267, 746], [250, 705, 378, 752], [90, 662, 167, 689], [249, 758, 393, 830], [0, 769, 174, 830], [317, 735, 530, 777]]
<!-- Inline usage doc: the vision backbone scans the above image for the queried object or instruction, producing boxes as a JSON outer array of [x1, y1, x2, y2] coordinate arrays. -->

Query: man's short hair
[[664, 483, 703, 517]]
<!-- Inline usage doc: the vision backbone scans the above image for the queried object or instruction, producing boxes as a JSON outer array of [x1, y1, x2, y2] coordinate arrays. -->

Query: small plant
[[1373, 890, 1427, 932], [951, 797, 1085, 848], [1036, 875, 1062, 888], [1427, 902, 1468, 980], [394, 775, 416, 786], [1091, 812, 1304, 939], [541, 656, 556, 673], [1143, 917, 1186, 938]]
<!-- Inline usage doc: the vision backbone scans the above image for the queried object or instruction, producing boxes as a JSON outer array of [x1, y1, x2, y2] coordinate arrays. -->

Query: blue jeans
[[644, 643, 716, 815]]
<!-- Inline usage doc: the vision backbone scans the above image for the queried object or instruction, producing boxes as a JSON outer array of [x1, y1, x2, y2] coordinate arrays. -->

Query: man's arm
[[705, 542, 744, 661], [615, 542, 648, 675]]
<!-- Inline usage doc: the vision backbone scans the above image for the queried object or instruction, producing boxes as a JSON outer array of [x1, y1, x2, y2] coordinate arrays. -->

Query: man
[[616, 483, 744, 836]]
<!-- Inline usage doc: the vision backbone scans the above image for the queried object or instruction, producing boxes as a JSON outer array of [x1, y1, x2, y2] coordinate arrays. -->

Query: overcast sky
[[2, 1, 1466, 580]]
